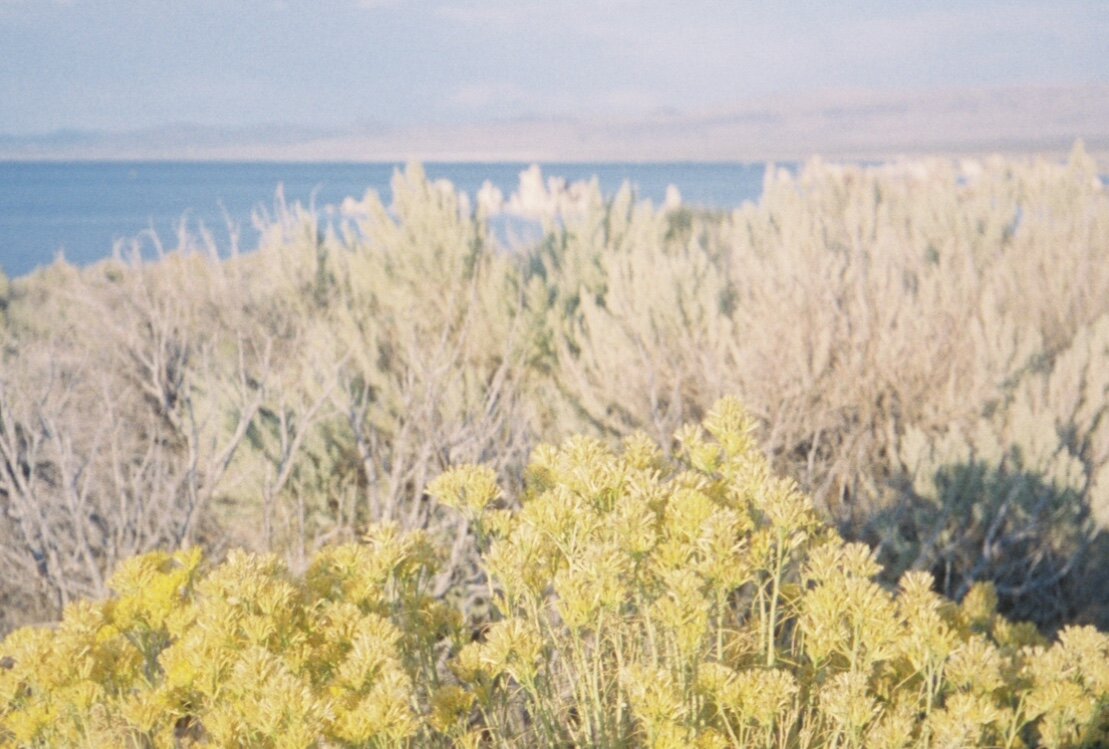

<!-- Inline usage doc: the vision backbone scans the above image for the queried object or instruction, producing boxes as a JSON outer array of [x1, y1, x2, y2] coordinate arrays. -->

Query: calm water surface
[[0, 162, 771, 277]]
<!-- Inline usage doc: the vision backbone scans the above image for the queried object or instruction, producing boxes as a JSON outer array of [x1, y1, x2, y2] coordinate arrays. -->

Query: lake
[[0, 162, 771, 277]]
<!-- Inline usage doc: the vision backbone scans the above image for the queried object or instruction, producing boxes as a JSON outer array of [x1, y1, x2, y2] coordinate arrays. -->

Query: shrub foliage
[[2, 400, 1108, 748], [0, 150, 1107, 634]]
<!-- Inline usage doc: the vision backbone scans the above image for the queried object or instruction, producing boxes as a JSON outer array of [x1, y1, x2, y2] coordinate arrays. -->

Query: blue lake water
[[0, 162, 771, 278]]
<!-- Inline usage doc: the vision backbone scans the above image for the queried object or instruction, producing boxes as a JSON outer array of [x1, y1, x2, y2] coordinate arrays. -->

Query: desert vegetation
[[0, 145, 1107, 743], [2, 146, 1106, 629], [2, 401, 1109, 747]]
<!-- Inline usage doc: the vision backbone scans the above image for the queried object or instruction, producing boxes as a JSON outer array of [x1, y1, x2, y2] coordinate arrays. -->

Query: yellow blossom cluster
[[2, 398, 1108, 747], [0, 526, 453, 747]]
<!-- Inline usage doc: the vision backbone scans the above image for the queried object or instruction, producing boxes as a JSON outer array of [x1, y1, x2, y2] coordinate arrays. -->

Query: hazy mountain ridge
[[2, 84, 1107, 163]]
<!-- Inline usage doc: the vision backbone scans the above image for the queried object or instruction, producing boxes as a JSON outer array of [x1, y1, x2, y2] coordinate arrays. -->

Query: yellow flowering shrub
[[2, 398, 1108, 747], [0, 526, 454, 747]]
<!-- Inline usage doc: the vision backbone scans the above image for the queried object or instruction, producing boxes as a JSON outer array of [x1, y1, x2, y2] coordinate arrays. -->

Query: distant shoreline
[[3, 84, 1106, 169], [2, 149, 1105, 172]]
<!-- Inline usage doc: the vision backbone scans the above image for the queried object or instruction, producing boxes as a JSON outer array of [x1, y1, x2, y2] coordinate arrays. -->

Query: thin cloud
[[1, 0, 1106, 137], [448, 82, 531, 109], [446, 81, 664, 121], [352, 0, 403, 9]]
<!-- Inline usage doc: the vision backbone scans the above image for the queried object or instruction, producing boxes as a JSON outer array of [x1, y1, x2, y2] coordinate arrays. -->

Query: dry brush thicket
[[0, 148, 1107, 636]]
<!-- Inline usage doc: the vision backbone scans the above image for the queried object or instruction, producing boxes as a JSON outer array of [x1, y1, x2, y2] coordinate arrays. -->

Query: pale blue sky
[[1, 0, 1106, 135]]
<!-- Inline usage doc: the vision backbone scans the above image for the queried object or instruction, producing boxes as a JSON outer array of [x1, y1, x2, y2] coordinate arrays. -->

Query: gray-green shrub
[[0, 148, 1106, 632]]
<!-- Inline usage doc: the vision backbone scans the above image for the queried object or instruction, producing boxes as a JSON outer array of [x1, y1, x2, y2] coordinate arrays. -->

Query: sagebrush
[[0, 148, 1107, 632]]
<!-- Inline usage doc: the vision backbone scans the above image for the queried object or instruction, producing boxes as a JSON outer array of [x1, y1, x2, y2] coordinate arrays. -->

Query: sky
[[1, 0, 1107, 137]]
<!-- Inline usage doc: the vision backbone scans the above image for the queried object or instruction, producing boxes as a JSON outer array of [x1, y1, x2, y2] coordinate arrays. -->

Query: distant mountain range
[[2, 84, 1107, 163]]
